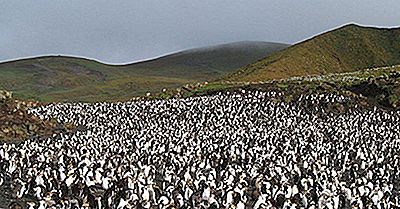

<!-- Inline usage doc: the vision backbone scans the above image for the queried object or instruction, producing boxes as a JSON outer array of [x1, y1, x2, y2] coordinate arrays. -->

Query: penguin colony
[[0, 91, 400, 208]]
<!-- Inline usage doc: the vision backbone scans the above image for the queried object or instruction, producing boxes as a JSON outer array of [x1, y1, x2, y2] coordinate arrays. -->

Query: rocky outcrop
[[0, 90, 74, 142]]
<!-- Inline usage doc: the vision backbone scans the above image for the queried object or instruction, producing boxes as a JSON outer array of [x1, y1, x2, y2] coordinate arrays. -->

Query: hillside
[[178, 65, 400, 110], [130, 41, 288, 74], [0, 41, 288, 102], [227, 24, 400, 81]]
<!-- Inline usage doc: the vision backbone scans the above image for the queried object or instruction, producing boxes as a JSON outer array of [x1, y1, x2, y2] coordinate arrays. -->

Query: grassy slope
[[178, 66, 400, 110], [130, 41, 288, 74], [227, 24, 400, 81], [0, 42, 288, 102]]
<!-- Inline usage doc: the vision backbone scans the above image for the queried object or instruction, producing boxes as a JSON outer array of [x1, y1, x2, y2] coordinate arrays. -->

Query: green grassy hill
[[226, 24, 400, 81], [131, 41, 288, 74], [0, 41, 288, 102]]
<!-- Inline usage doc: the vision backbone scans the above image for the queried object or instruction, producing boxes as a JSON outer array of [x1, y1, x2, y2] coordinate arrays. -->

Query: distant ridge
[[124, 41, 288, 72], [226, 24, 400, 81], [0, 41, 288, 102]]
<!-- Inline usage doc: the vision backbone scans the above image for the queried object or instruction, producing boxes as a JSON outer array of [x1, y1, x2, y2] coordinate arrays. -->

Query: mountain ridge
[[226, 23, 400, 81], [0, 41, 288, 66]]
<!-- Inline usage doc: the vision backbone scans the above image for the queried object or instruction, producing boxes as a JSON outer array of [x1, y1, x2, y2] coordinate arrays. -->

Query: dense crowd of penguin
[[0, 90, 399, 208]]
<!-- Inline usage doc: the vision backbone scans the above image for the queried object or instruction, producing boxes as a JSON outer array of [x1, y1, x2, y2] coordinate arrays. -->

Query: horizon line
[[0, 40, 289, 66]]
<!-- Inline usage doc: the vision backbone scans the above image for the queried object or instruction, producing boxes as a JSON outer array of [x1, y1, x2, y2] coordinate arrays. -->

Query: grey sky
[[1, 0, 399, 64]]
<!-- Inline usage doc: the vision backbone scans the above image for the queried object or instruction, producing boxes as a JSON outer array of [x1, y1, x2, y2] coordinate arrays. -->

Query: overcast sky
[[1, 0, 399, 64]]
